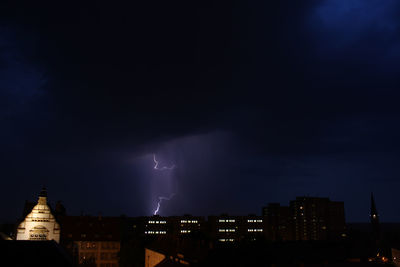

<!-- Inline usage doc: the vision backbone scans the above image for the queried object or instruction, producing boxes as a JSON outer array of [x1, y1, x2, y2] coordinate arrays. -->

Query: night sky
[[2, 0, 400, 222]]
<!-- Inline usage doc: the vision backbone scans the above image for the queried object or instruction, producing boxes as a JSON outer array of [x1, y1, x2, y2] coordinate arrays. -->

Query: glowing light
[[153, 154, 175, 171], [153, 194, 175, 215], [152, 154, 176, 215]]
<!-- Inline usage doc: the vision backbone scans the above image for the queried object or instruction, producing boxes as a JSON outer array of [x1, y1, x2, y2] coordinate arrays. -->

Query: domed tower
[[16, 188, 61, 243]]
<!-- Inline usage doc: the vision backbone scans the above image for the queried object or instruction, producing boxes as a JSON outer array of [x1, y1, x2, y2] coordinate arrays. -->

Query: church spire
[[371, 192, 379, 222], [370, 192, 380, 241]]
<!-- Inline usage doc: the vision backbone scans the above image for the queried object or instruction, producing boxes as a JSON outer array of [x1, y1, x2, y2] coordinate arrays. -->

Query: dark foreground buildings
[[3, 189, 395, 267], [263, 197, 346, 241]]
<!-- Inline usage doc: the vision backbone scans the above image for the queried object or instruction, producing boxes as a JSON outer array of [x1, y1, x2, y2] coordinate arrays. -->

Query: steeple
[[370, 192, 379, 222], [370, 192, 380, 241]]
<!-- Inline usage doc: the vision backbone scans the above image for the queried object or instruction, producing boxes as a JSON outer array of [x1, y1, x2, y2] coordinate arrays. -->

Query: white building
[[16, 188, 60, 243]]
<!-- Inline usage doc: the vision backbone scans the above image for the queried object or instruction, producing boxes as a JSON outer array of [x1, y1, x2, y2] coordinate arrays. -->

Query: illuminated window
[[218, 238, 234, 242], [218, 219, 225, 222]]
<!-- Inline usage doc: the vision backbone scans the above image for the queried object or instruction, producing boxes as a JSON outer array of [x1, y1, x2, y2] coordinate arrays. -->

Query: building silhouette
[[11, 190, 352, 266], [370, 192, 380, 242], [262, 203, 291, 241], [262, 197, 346, 241], [290, 197, 346, 241], [59, 215, 121, 267]]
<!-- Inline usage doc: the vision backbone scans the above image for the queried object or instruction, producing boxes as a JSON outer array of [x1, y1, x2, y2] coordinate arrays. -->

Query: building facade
[[60, 216, 121, 267], [208, 215, 267, 243], [16, 188, 61, 243], [262, 203, 292, 241], [290, 197, 346, 241]]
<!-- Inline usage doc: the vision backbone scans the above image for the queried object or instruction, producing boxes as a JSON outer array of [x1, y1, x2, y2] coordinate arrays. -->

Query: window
[[219, 238, 235, 242]]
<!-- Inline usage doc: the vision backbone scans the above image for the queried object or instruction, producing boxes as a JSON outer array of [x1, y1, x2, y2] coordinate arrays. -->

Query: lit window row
[[180, 220, 198, 223], [247, 219, 263, 223], [219, 229, 235, 232], [145, 231, 166, 234], [247, 229, 263, 232], [148, 220, 167, 224], [180, 230, 191, 233], [219, 238, 235, 242], [218, 219, 235, 223]]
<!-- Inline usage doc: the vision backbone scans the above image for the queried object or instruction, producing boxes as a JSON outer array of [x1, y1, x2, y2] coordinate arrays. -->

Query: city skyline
[[9, 187, 368, 224], [15, 188, 347, 242]]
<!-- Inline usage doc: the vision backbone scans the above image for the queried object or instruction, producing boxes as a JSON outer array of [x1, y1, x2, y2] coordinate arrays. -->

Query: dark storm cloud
[[2, 0, 400, 222]]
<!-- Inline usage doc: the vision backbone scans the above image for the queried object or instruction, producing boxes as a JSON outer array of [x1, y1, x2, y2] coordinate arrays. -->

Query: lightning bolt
[[152, 154, 176, 215], [153, 154, 175, 170], [153, 193, 175, 215]]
